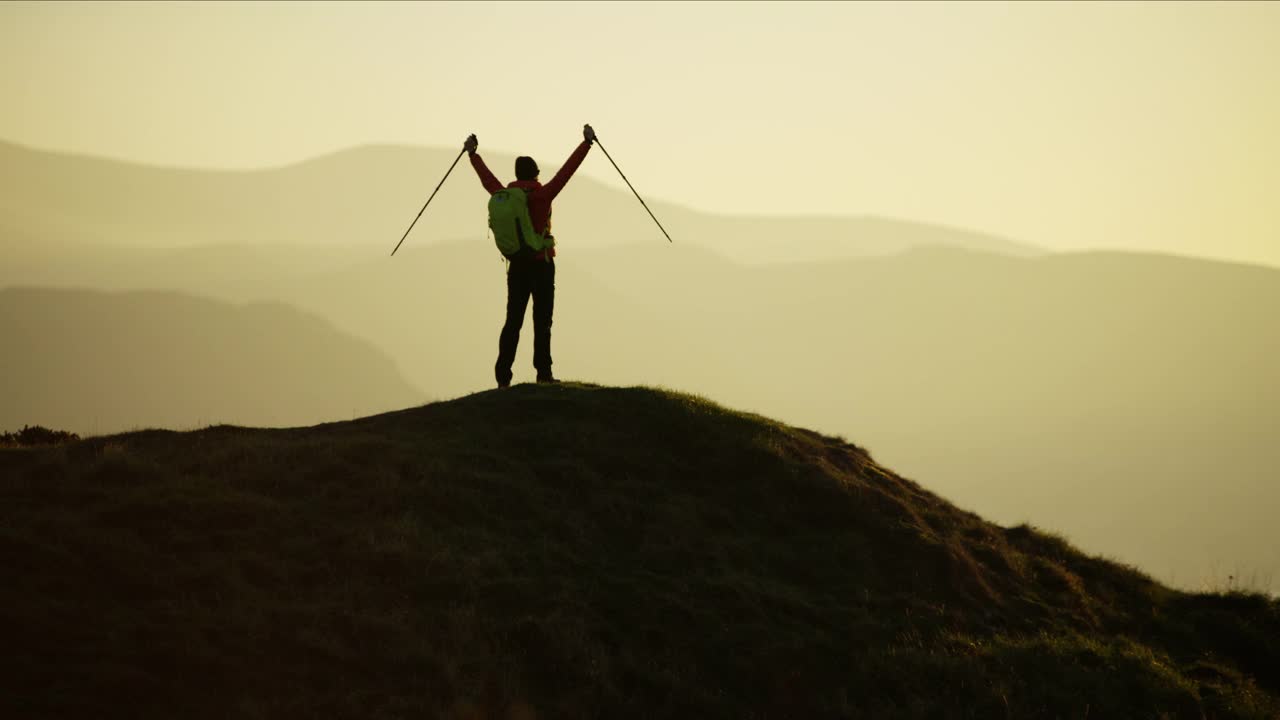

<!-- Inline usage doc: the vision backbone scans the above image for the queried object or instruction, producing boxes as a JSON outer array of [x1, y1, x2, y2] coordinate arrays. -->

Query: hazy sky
[[3, 1, 1278, 267]]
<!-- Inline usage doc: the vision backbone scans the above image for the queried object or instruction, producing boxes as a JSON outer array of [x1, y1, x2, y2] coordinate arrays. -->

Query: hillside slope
[[2, 384, 1276, 719], [0, 287, 423, 433], [211, 240, 1280, 591]]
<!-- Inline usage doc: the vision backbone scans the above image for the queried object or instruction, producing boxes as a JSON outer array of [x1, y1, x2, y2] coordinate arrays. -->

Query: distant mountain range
[[0, 287, 423, 433], [0, 138, 1039, 264]]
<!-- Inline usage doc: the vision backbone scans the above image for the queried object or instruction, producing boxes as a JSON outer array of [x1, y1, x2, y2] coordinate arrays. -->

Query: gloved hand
[[583, 124, 596, 144], [464, 134, 478, 155]]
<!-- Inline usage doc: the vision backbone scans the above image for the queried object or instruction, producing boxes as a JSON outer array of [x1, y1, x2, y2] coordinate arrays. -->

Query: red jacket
[[469, 140, 592, 258]]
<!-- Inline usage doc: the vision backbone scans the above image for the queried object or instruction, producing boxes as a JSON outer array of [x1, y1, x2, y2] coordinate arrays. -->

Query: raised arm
[[465, 134, 504, 195], [540, 125, 596, 200]]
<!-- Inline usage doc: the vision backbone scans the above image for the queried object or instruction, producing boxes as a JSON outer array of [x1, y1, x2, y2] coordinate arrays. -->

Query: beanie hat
[[515, 156, 539, 181]]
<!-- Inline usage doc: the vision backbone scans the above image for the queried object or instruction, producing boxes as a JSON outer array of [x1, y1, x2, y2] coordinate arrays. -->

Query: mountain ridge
[[0, 137, 1039, 262], [0, 286, 424, 434]]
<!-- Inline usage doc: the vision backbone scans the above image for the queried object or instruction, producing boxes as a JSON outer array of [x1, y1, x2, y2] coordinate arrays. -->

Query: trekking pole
[[390, 146, 467, 256], [594, 138, 673, 243]]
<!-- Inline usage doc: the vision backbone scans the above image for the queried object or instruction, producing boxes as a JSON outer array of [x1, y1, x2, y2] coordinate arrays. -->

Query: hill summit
[[2, 383, 1276, 719]]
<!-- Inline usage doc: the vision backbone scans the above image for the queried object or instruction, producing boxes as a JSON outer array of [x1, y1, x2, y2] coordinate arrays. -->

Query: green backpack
[[488, 188, 553, 258]]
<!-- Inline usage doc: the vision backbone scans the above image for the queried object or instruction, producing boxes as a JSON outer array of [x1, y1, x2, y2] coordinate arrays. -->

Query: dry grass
[[1, 383, 1276, 719]]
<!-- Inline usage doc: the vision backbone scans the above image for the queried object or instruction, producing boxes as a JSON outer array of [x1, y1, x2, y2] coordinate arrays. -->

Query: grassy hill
[[178, 240, 1275, 591], [2, 384, 1276, 719]]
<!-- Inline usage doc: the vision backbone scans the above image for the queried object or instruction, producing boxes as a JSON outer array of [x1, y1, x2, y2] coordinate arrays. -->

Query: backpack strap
[[514, 217, 526, 250]]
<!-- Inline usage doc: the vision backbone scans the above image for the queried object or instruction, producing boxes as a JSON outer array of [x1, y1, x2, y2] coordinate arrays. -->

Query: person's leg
[[495, 262, 533, 387], [531, 259, 556, 380]]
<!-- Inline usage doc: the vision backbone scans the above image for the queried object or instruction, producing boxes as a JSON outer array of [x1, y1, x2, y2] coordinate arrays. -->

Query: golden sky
[[3, 1, 1277, 266]]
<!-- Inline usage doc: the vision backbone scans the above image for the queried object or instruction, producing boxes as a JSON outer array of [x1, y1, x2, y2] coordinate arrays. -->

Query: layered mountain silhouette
[[1, 384, 1276, 718], [0, 138, 1038, 264], [2, 140, 1276, 593], [0, 287, 422, 433]]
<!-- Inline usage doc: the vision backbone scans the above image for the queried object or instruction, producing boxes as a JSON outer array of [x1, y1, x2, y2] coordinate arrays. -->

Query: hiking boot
[[536, 374, 559, 384], [497, 380, 510, 389]]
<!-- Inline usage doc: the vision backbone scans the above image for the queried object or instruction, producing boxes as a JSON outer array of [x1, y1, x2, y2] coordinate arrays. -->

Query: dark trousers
[[496, 258, 555, 384]]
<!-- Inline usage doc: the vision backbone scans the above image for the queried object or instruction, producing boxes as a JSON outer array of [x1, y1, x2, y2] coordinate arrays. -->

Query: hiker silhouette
[[466, 124, 595, 388]]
